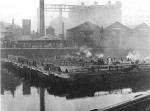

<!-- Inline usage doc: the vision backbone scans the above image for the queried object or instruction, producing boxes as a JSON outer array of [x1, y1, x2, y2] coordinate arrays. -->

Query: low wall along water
[[1, 48, 149, 59]]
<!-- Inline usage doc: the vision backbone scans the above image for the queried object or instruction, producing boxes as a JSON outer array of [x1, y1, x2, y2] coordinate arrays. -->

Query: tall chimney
[[94, 1, 98, 5], [12, 18, 14, 26], [81, 2, 85, 6], [39, 0, 45, 37], [62, 22, 64, 39]]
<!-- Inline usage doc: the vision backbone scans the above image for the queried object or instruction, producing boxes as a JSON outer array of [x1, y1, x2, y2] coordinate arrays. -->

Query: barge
[[3, 55, 150, 82]]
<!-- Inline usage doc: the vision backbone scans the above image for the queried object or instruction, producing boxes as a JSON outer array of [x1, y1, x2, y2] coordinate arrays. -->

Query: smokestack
[[12, 18, 14, 26], [108, 1, 112, 5], [59, 8, 63, 36], [81, 2, 85, 6], [39, 0, 45, 37], [94, 1, 98, 5], [22, 19, 31, 35], [62, 22, 64, 39]]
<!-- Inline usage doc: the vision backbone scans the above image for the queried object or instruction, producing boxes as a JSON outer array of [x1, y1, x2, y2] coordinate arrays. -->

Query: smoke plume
[[95, 53, 104, 58], [126, 50, 141, 61], [126, 50, 150, 63], [79, 46, 92, 58]]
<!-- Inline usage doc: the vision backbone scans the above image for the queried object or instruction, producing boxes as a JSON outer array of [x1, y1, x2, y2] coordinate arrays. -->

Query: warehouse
[[17, 35, 66, 48], [66, 21, 103, 47]]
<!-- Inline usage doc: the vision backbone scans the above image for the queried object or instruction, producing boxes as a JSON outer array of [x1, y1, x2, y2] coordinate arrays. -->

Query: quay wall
[[1, 48, 145, 59], [1, 48, 78, 59]]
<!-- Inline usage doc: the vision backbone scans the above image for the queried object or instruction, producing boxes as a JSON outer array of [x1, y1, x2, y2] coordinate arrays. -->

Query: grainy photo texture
[[0, 0, 150, 111]]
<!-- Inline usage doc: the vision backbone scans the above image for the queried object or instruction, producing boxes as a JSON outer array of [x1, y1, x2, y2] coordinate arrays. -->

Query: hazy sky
[[0, 0, 150, 30]]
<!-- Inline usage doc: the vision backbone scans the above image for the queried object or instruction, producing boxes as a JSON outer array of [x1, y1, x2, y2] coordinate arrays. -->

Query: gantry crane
[[44, 4, 80, 38], [39, 0, 79, 37]]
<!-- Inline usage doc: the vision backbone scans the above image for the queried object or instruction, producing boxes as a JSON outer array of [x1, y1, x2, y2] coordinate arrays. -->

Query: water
[[1, 68, 150, 111]]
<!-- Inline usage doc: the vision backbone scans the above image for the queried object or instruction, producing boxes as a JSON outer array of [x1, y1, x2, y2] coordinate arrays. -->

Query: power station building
[[68, 1, 122, 27], [49, 1, 122, 36]]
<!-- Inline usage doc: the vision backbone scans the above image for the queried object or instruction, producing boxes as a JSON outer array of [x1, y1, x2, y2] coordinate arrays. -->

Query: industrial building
[[50, 1, 122, 35], [66, 21, 150, 51], [66, 21, 131, 49], [68, 1, 122, 27], [17, 35, 66, 48], [66, 21, 103, 47], [102, 22, 131, 49], [22, 19, 31, 35], [0, 20, 22, 48], [129, 23, 150, 50]]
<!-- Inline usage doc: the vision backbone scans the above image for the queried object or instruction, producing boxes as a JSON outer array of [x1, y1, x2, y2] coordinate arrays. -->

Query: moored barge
[[2, 55, 150, 83]]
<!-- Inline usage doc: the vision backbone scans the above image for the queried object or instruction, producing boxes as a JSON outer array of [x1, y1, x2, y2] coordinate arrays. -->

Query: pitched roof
[[134, 23, 150, 30], [68, 21, 100, 32], [105, 22, 130, 31]]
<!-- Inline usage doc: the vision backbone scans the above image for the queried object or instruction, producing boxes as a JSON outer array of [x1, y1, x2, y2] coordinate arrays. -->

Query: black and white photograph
[[0, 0, 150, 111]]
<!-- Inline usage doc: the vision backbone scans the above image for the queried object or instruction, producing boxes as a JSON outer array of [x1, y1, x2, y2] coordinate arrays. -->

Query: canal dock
[[2, 55, 150, 86], [2, 56, 70, 79], [1, 56, 71, 88], [1, 55, 150, 110], [91, 92, 150, 111]]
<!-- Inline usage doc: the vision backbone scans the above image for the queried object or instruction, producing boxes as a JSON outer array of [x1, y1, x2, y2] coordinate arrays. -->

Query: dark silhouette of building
[[103, 22, 131, 49], [17, 35, 66, 48], [46, 26, 55, 35], [22, 19, 31, 35], [66, 21, 103, 47], [0, 20, 22, 48]]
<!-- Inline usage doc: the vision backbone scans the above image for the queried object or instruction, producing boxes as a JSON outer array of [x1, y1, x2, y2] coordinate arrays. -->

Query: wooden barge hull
[[2, 60, 150, 86], [1, 60, 71, 86]]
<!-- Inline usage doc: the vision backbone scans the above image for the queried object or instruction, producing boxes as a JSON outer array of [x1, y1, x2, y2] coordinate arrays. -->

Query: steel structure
[[44, 4, 79, 37], [45, 4, 79, 13], [39, 0, 79, 37]]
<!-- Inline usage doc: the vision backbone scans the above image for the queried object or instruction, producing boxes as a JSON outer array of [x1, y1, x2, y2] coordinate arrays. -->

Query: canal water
[[1, 68, 150, 111]]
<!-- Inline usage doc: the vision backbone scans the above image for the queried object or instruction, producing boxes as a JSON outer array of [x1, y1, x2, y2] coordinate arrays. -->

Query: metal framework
[[44, 4, 80, 36], [44, 4, 79, 13]]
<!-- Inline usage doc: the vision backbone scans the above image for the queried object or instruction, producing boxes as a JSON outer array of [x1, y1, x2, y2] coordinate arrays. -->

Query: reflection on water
[[1, 69, 21, 97], [1, 68, 150, 111], [22, 82, 31, 95]]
